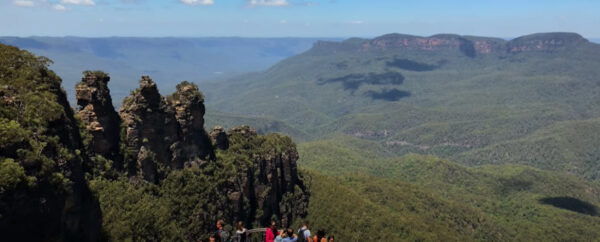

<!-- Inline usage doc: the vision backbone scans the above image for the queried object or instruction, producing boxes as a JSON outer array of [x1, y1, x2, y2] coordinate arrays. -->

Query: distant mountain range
[[0, 36, 340, 106], [204, 32, 600, 180], [206, 33, 600, 239]]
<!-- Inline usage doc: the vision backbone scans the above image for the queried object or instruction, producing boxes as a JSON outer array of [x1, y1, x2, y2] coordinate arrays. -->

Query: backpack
[[297, 228, 308, 242]]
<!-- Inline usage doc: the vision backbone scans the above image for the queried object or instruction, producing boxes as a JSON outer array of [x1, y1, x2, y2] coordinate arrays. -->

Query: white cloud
[[180, 0, 214, 5], [61, 0, 95, 6], [13, 0, 35, 7], [249, 0, 289, 7], [53, 4, 67, 11], [279, 19, 287, 24], [349, 20, 364, 24]]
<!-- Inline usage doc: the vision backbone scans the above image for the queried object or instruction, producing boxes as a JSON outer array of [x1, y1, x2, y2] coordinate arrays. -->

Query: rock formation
[[119, 76, 181, 182], [116, 78, 309, 228], [210, 126, 229, 150], [75, 71, 122, 167], [167, 81, 215, 164], [218, 126, 309, 229], [119, 77, 214, 182]]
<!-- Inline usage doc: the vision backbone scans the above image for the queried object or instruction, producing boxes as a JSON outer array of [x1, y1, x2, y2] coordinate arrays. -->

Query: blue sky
[[1, 0, 600, 38]]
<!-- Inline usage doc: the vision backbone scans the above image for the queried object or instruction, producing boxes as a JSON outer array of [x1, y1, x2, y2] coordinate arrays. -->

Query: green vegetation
[[455, 118, 600, 180], [0, 43, 79, 199], [298, 152, 600, 241], [1, 44, 309, 241], [89, 128, 305, 241], [300, 171, 503, 241], [0, 43, 100, 240], [5, 33, 600, 241], [201, 34, 600, 240], [205, 33, 600, 182]]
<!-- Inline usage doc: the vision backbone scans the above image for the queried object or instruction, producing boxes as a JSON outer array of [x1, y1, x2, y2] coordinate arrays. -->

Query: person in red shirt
[[265, 220, 279, 242], [313, 230, 327, 242]]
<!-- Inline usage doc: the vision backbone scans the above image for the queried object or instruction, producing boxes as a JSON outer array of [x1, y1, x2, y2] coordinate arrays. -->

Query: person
[[216, 220, 231, 242], [235, 221, 249, 242], [297, 221, 312, 242], [282, 228, 298, 242], [327, 235, 334, 242], [313, 230, 326, 242], [265, 220, 279, 242], [209, 234, 217, 242], [275, 229, 285, 242]]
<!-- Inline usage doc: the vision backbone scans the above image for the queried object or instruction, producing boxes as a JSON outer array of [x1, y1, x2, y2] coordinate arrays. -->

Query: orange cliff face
[[506, 33, 589, 53], [311, 32, 590, 57], [359, 34, 504, 55]]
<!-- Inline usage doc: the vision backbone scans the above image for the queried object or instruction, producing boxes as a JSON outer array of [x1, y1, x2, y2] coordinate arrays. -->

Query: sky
[[1, 0, 600, 38]]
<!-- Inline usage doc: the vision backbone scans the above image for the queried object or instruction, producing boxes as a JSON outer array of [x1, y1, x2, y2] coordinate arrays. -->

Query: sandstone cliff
[[76, 71, 122, 169], [119, 77, 215, 182], [167, 81, 215, 167], [311, 32, 591, 57]]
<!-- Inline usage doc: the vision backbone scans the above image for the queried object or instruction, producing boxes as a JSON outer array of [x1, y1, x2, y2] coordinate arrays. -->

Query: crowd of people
[[206, 220, 334, 242]]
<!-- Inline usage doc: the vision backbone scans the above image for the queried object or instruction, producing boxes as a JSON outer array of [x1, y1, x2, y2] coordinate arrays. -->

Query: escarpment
[[0, 44, 101, 241], [311, 32, 590, 57]]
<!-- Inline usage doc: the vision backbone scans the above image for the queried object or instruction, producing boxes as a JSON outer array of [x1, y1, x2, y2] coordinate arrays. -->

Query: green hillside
[[299, 153, 600, 241], [201, 32, 600, 240], [455, 118, 600, 180], [299, 170, 503, 241], [206, 32, 600, 180], [206, 33, 600, 130]]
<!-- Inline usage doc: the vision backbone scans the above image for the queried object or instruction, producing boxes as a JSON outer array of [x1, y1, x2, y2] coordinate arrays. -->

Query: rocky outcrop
[[119, 76, 180, 182], [506, 32, 588, 53], [210, 126, 229, 150], [75, 71, 122, 167], [167, 81, 215, 164], [120, 77, 214, 182], [116, 79, 309, 227], [219, 126, 309, 229]]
